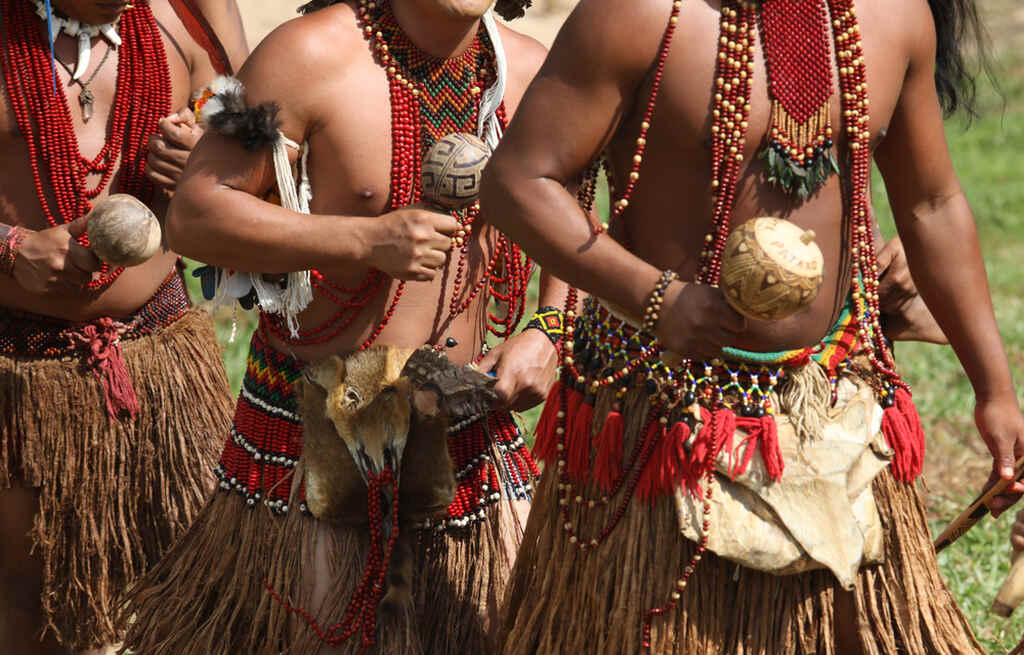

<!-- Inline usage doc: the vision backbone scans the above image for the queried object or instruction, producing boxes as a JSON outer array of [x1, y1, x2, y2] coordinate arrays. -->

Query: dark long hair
[[928, 0, 995, 119]]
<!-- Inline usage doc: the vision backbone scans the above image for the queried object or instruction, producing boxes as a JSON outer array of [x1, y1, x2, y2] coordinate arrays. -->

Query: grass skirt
[[501, 461, 983, 655], [0, 307, 233, 650], [120, 441, 525, 654]]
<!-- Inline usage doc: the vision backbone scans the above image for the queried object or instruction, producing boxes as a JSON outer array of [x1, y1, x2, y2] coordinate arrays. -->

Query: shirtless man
[[0, 1, 246, 652], [482, 0, 1023, 652], [119, 1, 563, 653]]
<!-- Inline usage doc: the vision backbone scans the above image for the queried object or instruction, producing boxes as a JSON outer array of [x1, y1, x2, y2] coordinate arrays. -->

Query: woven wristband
[[525, 305, 565, 345], [641, 269, 678, 333], [0, 227, 25, 276]]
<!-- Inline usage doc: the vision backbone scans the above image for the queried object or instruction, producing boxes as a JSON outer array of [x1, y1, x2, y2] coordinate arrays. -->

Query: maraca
[[421, 133, 490, 210], [87, 194, 162, 267], [719, 217, 824, 321]]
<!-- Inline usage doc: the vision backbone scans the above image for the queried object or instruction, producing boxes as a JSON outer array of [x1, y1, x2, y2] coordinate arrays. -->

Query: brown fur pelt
[[298, 345, 496, 620], [0, 308, 233, 651], [500, 389, 983, 654]]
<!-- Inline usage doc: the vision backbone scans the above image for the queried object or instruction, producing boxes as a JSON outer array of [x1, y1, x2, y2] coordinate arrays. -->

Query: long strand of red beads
[[264, 0, 531, 350], [0, 0, 170, 290], [551, 0, 909, 648], [598, 0, 683, 248]]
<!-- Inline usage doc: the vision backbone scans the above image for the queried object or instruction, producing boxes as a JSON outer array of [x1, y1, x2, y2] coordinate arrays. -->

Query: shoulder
[[495, 22, 547, 112], [497, 22, 547, 82], [235, 4, 366, 118]]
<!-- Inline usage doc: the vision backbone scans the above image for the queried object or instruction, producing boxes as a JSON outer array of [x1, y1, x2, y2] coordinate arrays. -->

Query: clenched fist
[[365, 205, 460, 281], [12, 217, 103, 293], [653, 281, 746, 359]]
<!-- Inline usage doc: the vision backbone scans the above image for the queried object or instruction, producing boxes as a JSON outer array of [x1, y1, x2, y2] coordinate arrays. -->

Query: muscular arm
[[481, 0, 671, 318], [875, 0, 1023, 501], [167, 16, 455, 279], [193, 0, 248, 74], [875, 4, 1012, 400]]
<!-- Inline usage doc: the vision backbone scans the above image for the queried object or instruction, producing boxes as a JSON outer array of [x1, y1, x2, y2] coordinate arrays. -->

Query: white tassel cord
[[479, 10, 507, 150]]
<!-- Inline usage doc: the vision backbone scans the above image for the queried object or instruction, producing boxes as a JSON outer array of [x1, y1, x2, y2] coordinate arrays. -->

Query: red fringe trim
[[733, 415, 785, 481], [635, 421, 668, 503], [567, 397, 594, 484], [883, 388, 925, 482], [592, 411, 624, 492], [531, 380, 563, 463]]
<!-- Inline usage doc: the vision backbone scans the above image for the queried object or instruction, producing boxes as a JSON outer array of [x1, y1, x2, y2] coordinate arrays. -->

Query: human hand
[[654, 281, 746, 359], [476, 329, 558, 412], [976, 393, 1024, 517], [146, 108, 203, 191], [365, 205, 459, 281], [877, 236, 947, 345], [1012, 509, 1024, 554], [12, 217, 103, 293]]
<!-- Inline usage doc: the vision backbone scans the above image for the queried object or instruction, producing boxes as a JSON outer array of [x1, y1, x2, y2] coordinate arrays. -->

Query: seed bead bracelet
[[524, 305, 565, 346], [0, 226, 26, 276], [641, 269, 678, 334]]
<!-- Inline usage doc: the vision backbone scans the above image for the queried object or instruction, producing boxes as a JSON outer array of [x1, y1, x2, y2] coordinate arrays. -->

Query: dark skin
[[481, 0, 1022, 650], [167, 0, 566, 412], [0, 1, 246, 652]]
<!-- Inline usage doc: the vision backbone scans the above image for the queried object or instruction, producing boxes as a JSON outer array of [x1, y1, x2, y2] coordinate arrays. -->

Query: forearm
[[168, 176, 373, 274], [536, 268, 570, 310], [482, 170, 662, 319], [898, 192, 1014, 398]]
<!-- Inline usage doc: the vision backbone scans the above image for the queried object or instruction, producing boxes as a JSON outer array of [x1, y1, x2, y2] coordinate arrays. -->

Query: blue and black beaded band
[[525, 306, 565, 346]]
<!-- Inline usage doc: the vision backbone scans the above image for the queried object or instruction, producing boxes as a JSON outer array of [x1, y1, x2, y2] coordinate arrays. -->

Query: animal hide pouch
[[297, 345, 497, 526]]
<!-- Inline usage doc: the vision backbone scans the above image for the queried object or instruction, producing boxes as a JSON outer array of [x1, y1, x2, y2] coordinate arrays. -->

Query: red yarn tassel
[[592, 411, 624, 492], [531, 381, 563, 463], [567, 398, 594, 484], [711, 408, 737, 460], [636, 422, 668, 503], [563, 387, 583, 448], [881, 397, 914, 482], [70, 320, 139, 421], [881, 388, 925, 482], [101, 341, 140, 420], [682, 409, 715, 496], [759, 415, 784, 480]]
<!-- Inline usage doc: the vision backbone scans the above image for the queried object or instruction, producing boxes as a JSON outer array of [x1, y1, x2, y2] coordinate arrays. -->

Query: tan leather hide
[[675, 374, 893, 589]]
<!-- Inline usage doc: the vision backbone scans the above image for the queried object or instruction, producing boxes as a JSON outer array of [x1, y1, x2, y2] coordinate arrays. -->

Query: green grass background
[[185, 6, 1024, 649]]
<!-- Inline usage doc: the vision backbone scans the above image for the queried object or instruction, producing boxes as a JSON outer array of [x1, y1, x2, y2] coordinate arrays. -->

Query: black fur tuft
[[297, 0, 339, 15], [495, 0, 532, 21], [206, 87, 282, 152]]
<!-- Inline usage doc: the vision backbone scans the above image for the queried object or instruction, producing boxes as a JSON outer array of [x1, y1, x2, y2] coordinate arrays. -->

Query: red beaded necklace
[[567, 0, 905, 646], [0, 0, 170, 289], [264, 0, 531, 352]]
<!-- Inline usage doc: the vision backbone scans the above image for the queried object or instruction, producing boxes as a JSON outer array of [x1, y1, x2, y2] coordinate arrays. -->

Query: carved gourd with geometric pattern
[[720, 217, 824, 321], [421, 132, 490, 210]]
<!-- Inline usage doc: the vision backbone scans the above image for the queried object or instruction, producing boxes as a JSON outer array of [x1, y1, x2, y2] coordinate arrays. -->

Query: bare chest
[[0, 15, 193, 227], [610, 0, 904, 203]]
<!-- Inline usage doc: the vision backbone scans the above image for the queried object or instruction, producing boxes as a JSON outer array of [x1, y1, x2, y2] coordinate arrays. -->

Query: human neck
[[389, 0, 481, 60]]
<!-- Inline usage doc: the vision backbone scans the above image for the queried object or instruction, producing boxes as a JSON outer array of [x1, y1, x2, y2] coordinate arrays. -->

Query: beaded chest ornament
[[553, 0, 923, 648], [260, 0, 531, 354], [1, 0, 170, 290]]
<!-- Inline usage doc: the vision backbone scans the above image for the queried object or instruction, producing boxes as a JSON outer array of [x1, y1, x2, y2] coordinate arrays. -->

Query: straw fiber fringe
[[122, 450, 524, 654], [502, 398, 981, 654], [0, 308, 232, 651], [776, 362, 831, 442]]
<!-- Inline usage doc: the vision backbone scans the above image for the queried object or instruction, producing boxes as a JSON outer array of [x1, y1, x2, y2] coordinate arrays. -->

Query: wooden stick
[[993, 554, 1024, 617], [933, 454, 1024, 553]]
